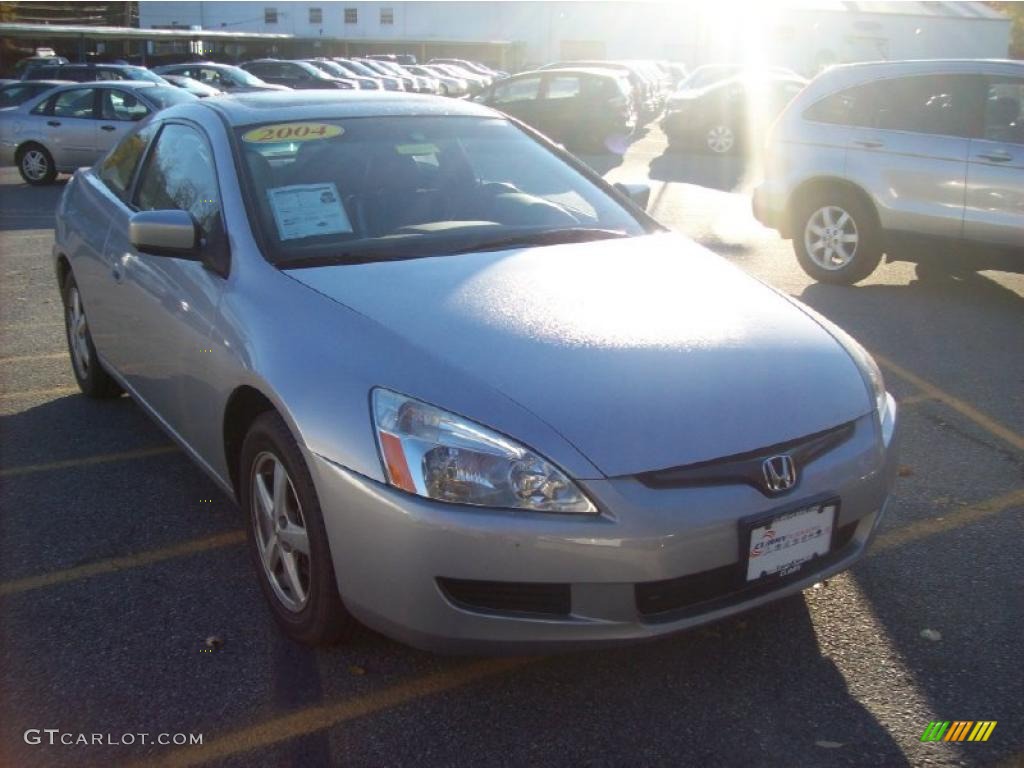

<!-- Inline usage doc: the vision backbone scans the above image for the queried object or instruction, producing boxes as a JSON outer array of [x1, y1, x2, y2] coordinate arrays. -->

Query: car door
[[964, 76, 1024, 248], [102, 120, 228, 462], [94, 88, 150, 160], [538, 73, 583, 143], [36, 86, 99, 167], [488, 75, 543, 134], [843, 74, 978, 239], [75, 122, 158, 355]]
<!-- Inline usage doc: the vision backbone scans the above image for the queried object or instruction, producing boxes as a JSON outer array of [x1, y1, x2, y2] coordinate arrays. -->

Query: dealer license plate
[[745, 502, 837, 582]]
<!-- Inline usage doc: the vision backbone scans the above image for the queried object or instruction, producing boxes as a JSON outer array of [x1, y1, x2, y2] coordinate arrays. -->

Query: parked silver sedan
[[0, 81, 196, 184], [54, 92, 899, 651]]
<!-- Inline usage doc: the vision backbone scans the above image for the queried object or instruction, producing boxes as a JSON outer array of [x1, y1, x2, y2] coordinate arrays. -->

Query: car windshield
[[337, 60, 378, 77], [235, 116, 647, 267], [0, 83, 53, 106], [681, 65, 743, 91], [144, 86, 198, 108], [123, 67, 166, 83], [223, 66, 265, 86], [300, 63, 335, 80]]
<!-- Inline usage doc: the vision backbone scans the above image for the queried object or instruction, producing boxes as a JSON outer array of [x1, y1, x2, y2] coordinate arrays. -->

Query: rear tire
[[62, 272, 123, 399], [705, 124, 737, 154], [240, 411, 354, 646], [793, 190, 882, 285], [18, 143, 57, 185]]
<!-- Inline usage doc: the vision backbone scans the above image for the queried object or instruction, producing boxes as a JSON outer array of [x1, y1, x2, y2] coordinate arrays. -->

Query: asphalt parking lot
[[1, 123, 1022, 768]]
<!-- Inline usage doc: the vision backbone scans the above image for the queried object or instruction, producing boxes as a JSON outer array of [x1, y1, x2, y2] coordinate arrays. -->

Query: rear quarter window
[[803, 83, 874, 127]]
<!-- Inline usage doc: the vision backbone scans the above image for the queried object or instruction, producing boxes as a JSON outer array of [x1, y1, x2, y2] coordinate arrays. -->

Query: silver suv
[[753, 60, 1024, 284]]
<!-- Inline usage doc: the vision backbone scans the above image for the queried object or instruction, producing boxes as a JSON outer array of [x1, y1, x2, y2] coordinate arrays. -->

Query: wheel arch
[[223, 385, 280, 499], [55, 252, 71, 291]]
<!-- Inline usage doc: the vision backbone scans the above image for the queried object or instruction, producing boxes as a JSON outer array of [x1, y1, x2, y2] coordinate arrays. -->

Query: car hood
[[286, 233, 871, 477]]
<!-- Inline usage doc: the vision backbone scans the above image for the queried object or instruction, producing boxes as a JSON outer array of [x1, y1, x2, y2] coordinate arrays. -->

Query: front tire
[[240, 411, 354, 646], [793, 191, 882, 285], [62, 273, 123, 398], [18, 143, 57, 185]]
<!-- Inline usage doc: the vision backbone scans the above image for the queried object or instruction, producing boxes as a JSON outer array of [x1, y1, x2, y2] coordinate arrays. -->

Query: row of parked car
[[0, 55, 510, 184], [12, 55, 508, 99]]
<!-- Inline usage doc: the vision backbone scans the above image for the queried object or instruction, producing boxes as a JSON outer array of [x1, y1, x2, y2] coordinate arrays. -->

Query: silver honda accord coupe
[[53, 92, 899, 652]]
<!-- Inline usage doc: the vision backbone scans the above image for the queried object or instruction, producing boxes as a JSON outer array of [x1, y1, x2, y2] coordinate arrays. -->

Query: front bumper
[[752, 182, 789, 235], [309, 407, 899, 653], [0, 140, 18, 167]]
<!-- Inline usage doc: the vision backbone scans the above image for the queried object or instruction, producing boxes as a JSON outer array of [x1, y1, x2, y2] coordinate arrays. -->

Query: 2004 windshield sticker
[[242, 122, 343, 143]]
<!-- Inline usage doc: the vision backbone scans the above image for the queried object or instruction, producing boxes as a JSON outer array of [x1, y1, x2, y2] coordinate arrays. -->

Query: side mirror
[[614, 182, 651, 211], [129, 209, 199, 258]]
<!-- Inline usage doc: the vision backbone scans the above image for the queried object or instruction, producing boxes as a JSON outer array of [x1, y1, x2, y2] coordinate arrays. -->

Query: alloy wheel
[[804, 206, 859, 271], [706, 125, 734, 153], [66, 286, 91, 379], [251, 452, 312, 613], [21, 149, 49, 181]]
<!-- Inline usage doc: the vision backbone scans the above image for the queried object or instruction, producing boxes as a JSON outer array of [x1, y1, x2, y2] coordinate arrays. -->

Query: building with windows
[[135, 1, 1011, 74]]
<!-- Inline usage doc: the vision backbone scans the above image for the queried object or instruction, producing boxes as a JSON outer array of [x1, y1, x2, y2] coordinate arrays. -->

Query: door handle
[[47, 120, 61, 127], [100, 125, 116, 132], [853, 139, 883, 149], [977, 151, 1012, 163]]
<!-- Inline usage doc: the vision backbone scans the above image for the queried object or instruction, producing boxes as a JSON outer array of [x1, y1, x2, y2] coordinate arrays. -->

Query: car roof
[[200, 91, 498, 126], [50, 80, 160, 91], [2, 79, 73, 87], [161, 61, 234, 68], [800, 58, 1024, 101], [526, 66, 627, 80]]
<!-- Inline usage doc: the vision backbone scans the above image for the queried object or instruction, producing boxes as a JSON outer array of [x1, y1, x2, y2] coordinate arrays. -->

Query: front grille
[[635, 520, 859, 619], [636, 422, 855, 497], [437, 578, 571, 617]]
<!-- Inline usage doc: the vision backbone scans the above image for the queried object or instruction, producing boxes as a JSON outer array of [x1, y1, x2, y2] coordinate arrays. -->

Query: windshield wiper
[[448, 228, 630, 255], [278, 229, 631, 270], [279, 250, 411, 270]]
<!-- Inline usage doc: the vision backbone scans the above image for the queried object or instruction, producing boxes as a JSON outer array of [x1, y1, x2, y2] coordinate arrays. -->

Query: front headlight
[[372, 388, 597, 514], [841, 335, 887, 418]]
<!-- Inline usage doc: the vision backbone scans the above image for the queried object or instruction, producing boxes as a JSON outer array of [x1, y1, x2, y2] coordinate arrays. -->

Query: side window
[[198, 68, 226, 87], [492, 76, 541, 106], [51, 88, 97, 119], [804, 83, 875, 128], [546, 76, 581, 100], [31, 94, 55, 115], [100, 89, 150, 121], [97, 122, 157, 200], [62, 67, 89, 82], [134, 124, 222, 240], [873, 75, 978, 138], [983, 78, 1024, 145]]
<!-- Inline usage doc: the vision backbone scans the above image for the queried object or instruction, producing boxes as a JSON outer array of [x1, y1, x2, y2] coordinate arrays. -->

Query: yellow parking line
[[0, 530, 245, 598], [134, 658, 534, 768], [0, 444, 179, 478], [898, 393, 936, 407], [0, 351, 67, 364], [0, 385, 77, 401], [875, 354, 1024, 453], [872, 488, 1024, 554]]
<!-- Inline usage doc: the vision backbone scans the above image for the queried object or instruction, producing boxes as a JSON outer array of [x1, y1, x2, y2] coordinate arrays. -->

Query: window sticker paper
[[267, 183, 353, 241]]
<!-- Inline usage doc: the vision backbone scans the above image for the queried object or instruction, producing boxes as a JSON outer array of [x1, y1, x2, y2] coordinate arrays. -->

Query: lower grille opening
[[437, 578, 571, 617], [635, 520, 860, 619]]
